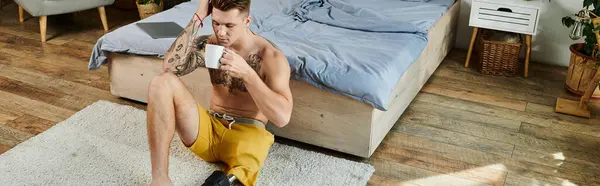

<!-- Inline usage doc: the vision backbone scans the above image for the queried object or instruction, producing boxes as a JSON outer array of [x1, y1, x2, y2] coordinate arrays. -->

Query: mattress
[[88, 0, 455, 111]]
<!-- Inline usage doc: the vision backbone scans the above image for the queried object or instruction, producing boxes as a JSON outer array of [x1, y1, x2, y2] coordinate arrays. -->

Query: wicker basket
[[473, 29, 522, 76], [136, 1, 164, 19]]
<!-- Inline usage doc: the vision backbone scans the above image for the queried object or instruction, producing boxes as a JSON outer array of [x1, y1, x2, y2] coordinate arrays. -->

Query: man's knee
[[148, 72, 178, 96]]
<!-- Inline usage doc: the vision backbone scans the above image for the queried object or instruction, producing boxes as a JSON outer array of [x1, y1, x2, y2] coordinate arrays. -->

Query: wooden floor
[[1, 2, 600, 186]]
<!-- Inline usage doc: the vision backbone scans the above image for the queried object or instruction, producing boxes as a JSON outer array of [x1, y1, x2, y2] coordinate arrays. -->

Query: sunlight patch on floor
[[557, 178, 577, 186], [553, 152, 565, 161], [405, 164, 507, 186]]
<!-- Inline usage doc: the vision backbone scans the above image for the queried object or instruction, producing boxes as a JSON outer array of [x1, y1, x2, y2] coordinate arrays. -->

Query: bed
[[88, 0, 460, 158]]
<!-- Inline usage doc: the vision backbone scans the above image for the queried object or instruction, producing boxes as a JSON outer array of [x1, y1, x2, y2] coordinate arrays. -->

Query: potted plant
[[561, 0, 600, 98], [136, 0, 163, 19]]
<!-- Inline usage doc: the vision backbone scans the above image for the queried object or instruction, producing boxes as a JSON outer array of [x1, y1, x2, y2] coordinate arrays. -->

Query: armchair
[[14, 0, 115, 42]]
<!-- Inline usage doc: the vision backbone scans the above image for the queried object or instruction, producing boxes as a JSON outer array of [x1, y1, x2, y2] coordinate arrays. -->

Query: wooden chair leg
[[39, 16, 47, 42], [18, 5, 24, 23], [524, 35, 532, 77], [465, 27, 479, 68], [98, 6, 109, 32]]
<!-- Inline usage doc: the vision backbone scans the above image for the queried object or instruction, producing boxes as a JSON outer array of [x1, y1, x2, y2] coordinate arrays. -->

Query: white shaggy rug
[[0, 100, 374, 186]]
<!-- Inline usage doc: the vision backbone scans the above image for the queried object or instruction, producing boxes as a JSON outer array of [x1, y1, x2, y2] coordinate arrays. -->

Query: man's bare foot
[[150, 175, 173, 186]]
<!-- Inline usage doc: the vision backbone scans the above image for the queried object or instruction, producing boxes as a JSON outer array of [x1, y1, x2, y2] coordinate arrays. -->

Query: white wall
[[455, 0, 584, 67]]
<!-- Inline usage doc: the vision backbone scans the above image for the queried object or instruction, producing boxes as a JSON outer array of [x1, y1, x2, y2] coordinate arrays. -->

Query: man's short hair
[[212, 0, 251, 15]]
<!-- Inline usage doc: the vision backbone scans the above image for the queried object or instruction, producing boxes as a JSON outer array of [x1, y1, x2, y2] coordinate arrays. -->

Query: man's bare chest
[[208, 54, 263, 92]]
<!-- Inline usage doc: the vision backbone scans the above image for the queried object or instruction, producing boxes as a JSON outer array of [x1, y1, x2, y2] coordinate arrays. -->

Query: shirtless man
[[146, 0, 293, 185]]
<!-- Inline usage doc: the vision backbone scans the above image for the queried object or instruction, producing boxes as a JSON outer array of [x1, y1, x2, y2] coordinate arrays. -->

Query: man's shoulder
[[261, 48, 284, 61], [258, 39, 286, 65], [258, 42, 289, 78]]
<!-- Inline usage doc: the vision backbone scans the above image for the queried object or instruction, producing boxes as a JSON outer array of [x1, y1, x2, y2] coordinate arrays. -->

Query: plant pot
[[136, 1, 163, 20], [566, 43, 600, 98]]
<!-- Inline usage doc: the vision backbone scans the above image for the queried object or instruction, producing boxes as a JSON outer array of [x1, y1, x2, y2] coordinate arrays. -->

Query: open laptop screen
[[136, 22, 184, 39]]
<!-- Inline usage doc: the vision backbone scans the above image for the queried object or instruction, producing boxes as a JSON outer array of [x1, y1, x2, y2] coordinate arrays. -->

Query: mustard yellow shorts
[[184, 104, 274, 186]]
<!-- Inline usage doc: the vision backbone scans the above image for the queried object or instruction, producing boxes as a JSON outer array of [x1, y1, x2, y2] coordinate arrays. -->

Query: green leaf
[[584, 37, 596, 56], [583, 23, 596, 56], [595, 0, 600, 9], [585, 0, 594, 8], [594, 8, 600, 18], [563, 16, 575, 27], [584, 22, 594, 35]]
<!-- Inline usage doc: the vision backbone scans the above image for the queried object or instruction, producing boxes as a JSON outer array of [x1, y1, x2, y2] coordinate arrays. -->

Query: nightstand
[[464, 0, 543, 77]]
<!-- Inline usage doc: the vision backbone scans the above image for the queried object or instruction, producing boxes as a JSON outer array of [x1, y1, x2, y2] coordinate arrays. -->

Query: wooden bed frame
[[106, 1, 460, 158]]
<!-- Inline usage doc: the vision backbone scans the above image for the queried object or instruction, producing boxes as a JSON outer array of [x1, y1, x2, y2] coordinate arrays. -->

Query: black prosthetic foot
[[202, 170, 232, 186]]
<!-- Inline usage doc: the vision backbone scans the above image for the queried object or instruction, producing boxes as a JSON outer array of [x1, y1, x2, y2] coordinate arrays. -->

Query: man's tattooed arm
[[172, 35, 211, 77], [163, 17, 210, 77]]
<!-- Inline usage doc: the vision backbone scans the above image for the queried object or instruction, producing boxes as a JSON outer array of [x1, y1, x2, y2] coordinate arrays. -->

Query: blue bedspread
[[88, 0, 454, 110]]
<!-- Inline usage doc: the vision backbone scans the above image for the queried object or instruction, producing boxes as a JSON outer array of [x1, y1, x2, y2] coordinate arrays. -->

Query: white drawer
[[469, 0, 539, 35]]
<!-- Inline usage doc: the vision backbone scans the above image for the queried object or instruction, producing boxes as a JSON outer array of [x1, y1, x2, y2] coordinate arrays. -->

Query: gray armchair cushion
[[15, 0, 115, 17]]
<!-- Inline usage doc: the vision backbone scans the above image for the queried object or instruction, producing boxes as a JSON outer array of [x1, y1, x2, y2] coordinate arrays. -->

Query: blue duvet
[[88, 0, 454, 111]]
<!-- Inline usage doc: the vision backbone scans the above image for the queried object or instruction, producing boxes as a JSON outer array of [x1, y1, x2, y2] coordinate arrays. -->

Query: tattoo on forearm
[[176, 44, 183, 52], [164, 18, 209, 77]]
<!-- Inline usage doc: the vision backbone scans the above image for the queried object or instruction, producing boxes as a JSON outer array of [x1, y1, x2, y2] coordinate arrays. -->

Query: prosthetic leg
[[202, 170, 237, 186], [556, 70, 600, 118]]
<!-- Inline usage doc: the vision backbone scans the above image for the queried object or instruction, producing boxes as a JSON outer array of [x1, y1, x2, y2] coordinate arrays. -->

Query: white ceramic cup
[[205, 44, 225, 69]]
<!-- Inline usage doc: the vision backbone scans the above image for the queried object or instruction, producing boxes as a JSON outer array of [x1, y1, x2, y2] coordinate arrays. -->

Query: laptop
[[136, 22, 184, 39]]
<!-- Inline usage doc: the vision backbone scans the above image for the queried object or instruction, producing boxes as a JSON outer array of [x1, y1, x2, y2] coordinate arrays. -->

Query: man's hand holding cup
[[205, 44, 255, 80]]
